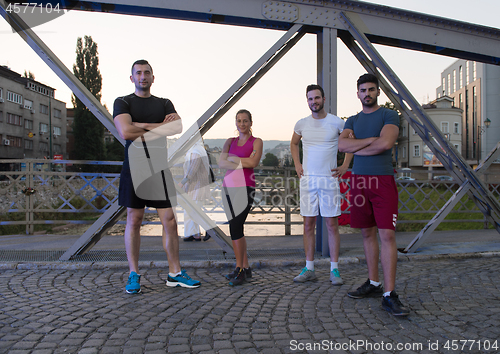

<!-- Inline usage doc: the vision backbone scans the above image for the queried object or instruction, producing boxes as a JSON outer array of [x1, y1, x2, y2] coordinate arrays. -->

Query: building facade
[[0, 65, 67, 168], [397, 96, 462, 173], [436, 60, 500, 164]]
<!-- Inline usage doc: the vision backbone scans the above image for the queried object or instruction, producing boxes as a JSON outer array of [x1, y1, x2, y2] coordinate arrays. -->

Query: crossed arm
[[218, 138, 263, 170], [114, 113, 182, 141], [338, 124, 399, 156]]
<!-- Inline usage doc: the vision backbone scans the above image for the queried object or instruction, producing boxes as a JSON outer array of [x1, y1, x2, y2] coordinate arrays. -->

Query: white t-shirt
[[294, 113, 345, 177]]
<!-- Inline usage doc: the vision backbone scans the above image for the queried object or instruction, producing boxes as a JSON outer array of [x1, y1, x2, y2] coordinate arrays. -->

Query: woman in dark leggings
[[218, 109, 263, 286]]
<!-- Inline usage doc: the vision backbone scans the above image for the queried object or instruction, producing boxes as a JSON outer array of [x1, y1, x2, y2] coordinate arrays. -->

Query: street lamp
[[477, 118, 491, 164]]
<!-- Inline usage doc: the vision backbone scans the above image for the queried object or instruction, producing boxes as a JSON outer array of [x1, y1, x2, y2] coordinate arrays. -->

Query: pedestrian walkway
[[0, 229, 499, 353]]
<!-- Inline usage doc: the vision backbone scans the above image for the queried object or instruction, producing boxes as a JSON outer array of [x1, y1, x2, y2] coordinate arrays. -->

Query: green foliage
[[103, 138, 124, 172], [22, 70, 35, 80], [71, 35, 105, 165], [262, 153, 280, 167], [395, 184, 492, 231]]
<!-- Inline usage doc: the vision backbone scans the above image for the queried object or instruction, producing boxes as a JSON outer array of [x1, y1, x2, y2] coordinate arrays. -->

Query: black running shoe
[[244, 267, 252, 279], [225, 267, 252, 280], [348, 279, 384, 299], [225, 267, 240, 280], [229, 268, 246, 286], [382, 291, 410, 316]]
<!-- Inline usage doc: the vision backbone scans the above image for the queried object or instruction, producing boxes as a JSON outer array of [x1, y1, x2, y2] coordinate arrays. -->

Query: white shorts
[[300, 176, 341, 217]]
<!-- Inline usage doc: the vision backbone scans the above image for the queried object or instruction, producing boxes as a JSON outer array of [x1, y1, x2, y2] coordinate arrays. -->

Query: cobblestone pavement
[[1, 256, 499, 354]]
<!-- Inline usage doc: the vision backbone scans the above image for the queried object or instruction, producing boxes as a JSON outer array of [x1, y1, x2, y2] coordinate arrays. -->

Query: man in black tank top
[[113, 59, 200, 293]]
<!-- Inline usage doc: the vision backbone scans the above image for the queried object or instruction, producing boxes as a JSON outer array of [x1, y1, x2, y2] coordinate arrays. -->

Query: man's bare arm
[[114, 113, 182, 141], [290, 132, 303, 178], [338, 129, 376, 153], [354, 124, 399, 156], [114, 113, 147, 141]]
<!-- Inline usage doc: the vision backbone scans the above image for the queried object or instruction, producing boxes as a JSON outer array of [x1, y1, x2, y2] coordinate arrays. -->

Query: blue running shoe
[[166, 270, 201, 288], [125, 271, 141, 294]]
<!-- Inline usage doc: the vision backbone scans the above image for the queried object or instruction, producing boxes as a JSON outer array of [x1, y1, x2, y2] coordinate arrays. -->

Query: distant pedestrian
[[290, 84, 353, 285], [113, 59, 200, 294], [339, 73, 409, 316], [218, 109, 263, 286], [180, 138, 211, 242]]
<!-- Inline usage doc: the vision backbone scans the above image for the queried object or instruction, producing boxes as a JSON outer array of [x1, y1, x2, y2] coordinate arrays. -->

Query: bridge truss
[[1, 0, 499, 257]]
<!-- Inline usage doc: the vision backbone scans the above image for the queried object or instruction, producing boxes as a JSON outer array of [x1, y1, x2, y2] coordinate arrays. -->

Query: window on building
[[53, 126, 61, 136], [40, 104, 49, 115], [447, 74, 451, 95], [459, 93, 463, 110], [441, 122, 449, 133], [53, 144, 62, 153], [473, 62, 477, 81], [402, 126, 406, 137], [53, 108, 62, 118], [6, 136, 22, 148], [0, 87, 3, 99], [473, 86, 477, 124], [6, 113, 22, 126], [466, 61, 470, 85], [413, 145, 420, 157], [24, 140, 33, 150], [39, 142, 49, 152], [454, 122, 460, 134], [453, 70, 456, 93], [459, 66, 463, 89], [6, 91, 23, 105], [40, 123, 49, 134], [0, 111, 3, 123], [24, 119, 33, 130], [24, 99, 33, 110], [402, 146, 406, 158], [442, 77, 445, 96]]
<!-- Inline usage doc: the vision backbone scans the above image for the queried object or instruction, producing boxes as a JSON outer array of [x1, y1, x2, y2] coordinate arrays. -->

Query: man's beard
[[310, 103, 324, 113], [362, 97, 377, 107]]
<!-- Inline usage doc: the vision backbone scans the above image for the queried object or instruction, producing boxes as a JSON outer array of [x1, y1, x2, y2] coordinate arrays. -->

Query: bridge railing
[[1, 159, 498, 235]]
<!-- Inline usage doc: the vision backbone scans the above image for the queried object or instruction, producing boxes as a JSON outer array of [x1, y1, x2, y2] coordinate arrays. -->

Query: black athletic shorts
[[118, 166, 177, 209]]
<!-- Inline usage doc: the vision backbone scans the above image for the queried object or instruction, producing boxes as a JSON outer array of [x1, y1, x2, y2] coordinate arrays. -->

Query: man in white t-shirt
[[290, 84, 353, 285]]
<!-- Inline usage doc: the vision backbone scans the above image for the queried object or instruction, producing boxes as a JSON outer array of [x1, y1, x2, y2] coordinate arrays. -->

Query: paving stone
[[0, 259, 499, 353]]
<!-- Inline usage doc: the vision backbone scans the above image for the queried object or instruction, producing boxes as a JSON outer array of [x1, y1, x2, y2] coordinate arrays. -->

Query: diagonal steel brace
[[338, 13, 500, 245], [60, 24, 306, 259]]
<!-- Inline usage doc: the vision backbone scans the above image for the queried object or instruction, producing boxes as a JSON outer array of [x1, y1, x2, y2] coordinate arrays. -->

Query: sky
[[1, 0, 499, 141]]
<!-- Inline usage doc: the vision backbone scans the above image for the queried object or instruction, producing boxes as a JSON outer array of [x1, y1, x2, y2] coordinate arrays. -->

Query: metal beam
[[30, 0, 500, 64], [58, 24, 306, 259], [0, 0, 124, 144], [167, 24, 306, 165], [316, 27, 337, 257], [404, 141, 500, 253]]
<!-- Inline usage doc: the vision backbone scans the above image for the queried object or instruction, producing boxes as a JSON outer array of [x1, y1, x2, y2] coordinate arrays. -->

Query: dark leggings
[[222, 186, 255, 241]]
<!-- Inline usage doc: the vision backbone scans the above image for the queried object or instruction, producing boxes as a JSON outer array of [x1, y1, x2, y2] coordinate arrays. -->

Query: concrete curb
[[1, 251, 499, 270]]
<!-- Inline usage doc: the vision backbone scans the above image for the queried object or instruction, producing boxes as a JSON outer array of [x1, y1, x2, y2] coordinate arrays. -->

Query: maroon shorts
[[349, 175, 398, 230]]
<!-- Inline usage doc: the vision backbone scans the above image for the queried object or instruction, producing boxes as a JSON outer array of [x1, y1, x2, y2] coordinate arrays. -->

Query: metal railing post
[[26, 161, 34, 235], [284, 168, 291, 236]]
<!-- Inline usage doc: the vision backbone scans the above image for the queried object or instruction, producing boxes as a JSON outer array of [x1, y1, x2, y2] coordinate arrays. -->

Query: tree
[[262, 153, 279, 167], [71, 35, 105, 164], [22, 70, 35, 80]]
